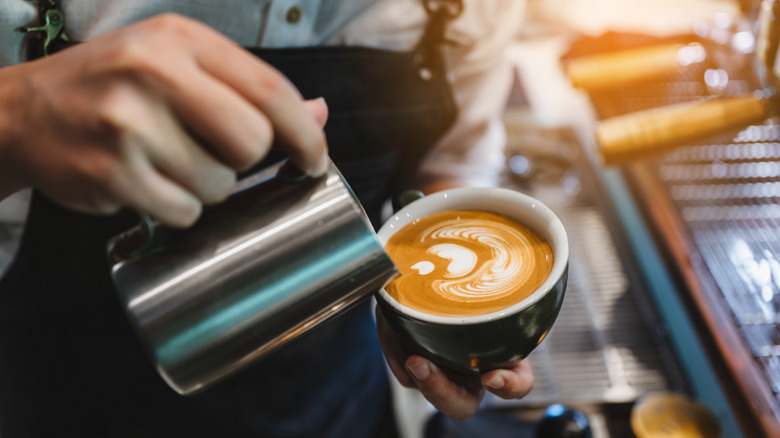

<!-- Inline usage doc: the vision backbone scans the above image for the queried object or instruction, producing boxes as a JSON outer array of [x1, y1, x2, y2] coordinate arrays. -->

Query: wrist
[[0, 66, 29, 200]]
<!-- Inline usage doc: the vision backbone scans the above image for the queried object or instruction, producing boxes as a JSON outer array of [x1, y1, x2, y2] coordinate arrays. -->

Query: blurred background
[[394, 0, 780, 437]]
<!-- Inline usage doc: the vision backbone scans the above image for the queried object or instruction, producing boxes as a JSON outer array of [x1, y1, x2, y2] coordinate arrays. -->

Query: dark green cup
[[375, 187, 568, 373]]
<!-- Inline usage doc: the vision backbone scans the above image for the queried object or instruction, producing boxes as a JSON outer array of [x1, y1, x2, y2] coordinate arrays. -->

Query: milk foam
[[424, 221, 535, 302], [427, 244, 476, 277], [411, 261, 435, 275], [385, 210, 554, 317]]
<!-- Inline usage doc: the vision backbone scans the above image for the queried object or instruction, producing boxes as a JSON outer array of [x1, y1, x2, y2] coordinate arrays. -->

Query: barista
[[0, 1, 533, 436]]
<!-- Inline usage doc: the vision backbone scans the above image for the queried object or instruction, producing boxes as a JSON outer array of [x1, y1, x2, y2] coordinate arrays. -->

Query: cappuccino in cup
[[384, 210, 554, 317], [376, 187, 568, 372]]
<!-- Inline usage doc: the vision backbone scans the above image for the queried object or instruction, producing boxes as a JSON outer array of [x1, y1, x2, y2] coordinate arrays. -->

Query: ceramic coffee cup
[[375, 187, 568, 373]]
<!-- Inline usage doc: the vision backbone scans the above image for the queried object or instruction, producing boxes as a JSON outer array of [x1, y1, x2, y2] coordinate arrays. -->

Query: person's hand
[[0, 14, 328, 227], [376, 307, 534, 420]]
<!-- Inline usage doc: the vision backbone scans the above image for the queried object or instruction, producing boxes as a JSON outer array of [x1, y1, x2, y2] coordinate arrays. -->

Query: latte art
[[385, 210, 554, 317]]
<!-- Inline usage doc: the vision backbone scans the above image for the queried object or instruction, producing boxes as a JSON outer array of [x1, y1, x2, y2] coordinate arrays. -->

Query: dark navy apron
[[0, 4, 458, 438]]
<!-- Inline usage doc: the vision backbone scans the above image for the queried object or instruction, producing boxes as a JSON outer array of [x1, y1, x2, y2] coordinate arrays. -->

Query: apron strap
[[415, 0, 464, 81]]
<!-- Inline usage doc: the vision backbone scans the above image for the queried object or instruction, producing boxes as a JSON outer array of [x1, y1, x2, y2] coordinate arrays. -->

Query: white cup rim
[[376, 187, 569, 325]]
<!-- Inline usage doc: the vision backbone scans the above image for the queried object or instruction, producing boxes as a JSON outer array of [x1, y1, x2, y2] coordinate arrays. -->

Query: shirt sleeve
[[414, 0, 525, 189]]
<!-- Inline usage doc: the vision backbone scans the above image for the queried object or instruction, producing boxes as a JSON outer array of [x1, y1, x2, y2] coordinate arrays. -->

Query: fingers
[[404, 357, 534, 420], [170, 16, 328, 176], [134, 90, 238, 205], [97, 86, 238, 226], [304, 97, 329, 128], [161, 135, 237, 205], [110, 144, 203, 227], [164, 65, 276, 172], [7, 14, 330, 226], [481, 359, 535, 400], [377, 309, 483, 420], [405, 356, 484, 421], [140, 94, 327, 225], [376, 307, 535, 420]]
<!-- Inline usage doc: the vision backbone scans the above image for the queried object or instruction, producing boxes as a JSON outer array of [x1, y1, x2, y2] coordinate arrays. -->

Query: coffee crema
[[384, 210, 554, 317]]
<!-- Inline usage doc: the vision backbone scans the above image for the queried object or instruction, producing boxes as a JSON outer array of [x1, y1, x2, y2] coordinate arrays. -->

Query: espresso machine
[[553, 1, 780, 436], [388, 2, 779, 436]]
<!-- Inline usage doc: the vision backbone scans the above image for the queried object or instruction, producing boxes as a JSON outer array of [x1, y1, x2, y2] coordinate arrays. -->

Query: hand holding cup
[[375, 187, 568, 417]]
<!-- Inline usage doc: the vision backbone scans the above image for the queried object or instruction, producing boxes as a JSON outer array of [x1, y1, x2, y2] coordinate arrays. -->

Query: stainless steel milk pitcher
[[107, 159, 397, 395]]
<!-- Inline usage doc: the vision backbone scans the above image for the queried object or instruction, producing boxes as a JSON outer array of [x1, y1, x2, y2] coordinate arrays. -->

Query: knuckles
[[95, 15, 203, 91], [142, 13, 206, 40], [98, 40, 178, 93], [251, 71, 288, 104], [231, 117, 274, 171], [90, 86, 146, 147]]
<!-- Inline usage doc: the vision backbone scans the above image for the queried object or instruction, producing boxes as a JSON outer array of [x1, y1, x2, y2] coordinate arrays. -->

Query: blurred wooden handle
[[565, 44, 694, 90], [596, 95, 772, 166]]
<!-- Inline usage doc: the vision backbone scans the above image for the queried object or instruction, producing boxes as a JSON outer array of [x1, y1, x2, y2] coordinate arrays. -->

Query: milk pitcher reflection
[[107, 159, 397, 395]]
